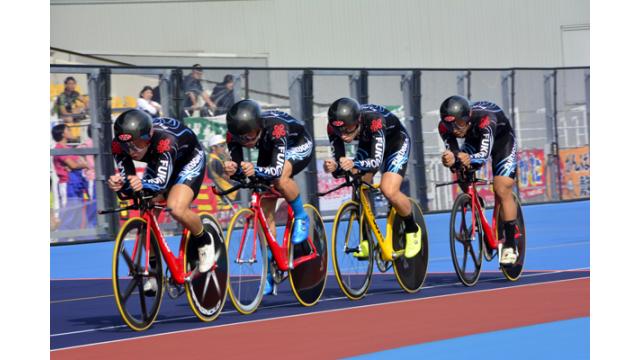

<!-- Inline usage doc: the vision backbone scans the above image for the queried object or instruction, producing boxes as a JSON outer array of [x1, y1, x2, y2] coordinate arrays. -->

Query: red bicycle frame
[[462, 179, 521, 252], [130, 205, 203, 285], [236, 188, 319, 271], [461, 181, 500, 251]]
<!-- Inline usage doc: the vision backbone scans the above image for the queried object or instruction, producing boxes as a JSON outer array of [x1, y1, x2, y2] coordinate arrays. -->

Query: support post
[[288, 70, 318, 208], [88, 67, 119, 240], [401, 71, 428, 210]]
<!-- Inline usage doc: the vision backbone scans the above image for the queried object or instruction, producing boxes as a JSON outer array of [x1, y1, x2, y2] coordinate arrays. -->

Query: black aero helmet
[[440, 95, 471, 123], [328, 97, 361, 129], [226, 99, 262, 135], [114, 109, 153, 142]]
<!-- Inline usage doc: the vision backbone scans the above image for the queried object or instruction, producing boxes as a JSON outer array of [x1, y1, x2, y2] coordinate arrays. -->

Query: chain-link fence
[[50, 65, 589, 244]]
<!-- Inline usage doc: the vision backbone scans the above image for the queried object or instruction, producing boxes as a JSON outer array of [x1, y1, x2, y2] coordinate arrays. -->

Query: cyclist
[[107, 109, 215, 295], [438, 95, 518, 265], [322, 97, 421, 259], [223, 99, 314, 295]]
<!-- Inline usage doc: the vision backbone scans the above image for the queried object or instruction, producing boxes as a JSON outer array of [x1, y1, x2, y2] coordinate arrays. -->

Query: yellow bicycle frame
[[359, 184, 405, 261]]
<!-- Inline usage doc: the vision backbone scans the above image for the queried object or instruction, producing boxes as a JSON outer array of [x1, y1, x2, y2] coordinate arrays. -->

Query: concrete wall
[[51, 0, 589, 68]]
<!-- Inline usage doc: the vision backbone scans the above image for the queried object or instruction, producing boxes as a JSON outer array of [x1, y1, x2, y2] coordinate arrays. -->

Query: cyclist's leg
[[378, 130, 421, 258], [275, 136, 313, 244], [167, 148, 213, 271], [492, 132, 518, 263]]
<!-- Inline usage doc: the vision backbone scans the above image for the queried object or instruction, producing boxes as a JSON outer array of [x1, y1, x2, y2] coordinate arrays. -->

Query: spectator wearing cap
[[183, 64, 216, 117], [210, 74, 237, 116], [137, 85, 163, 117], [206, 134, 237, 202]]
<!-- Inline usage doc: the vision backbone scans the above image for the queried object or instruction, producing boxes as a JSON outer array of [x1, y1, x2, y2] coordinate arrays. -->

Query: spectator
[[210, 74, 236, 116], [206, 134, 237, 203], [183, 64, 216, 117], [54, 76, 88, 142], [52, 124, 88, 235], [78, 126, 97, 227], [137, 85, 163, 117]]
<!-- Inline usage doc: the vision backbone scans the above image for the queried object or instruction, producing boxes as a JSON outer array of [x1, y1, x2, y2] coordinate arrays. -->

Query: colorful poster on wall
[[559, 146, 590, 199], [316, 160, 353, 213], [517, 149, 546, 200]]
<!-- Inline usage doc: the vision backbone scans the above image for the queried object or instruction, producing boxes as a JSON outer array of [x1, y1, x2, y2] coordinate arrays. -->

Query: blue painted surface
[[51, 200, 590, 279], [349, 317, 590, 359]]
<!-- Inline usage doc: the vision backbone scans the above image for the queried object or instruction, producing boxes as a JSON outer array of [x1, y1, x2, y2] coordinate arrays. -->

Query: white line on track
[[50, 267, 590, 340], [51, 274, 589, 353]]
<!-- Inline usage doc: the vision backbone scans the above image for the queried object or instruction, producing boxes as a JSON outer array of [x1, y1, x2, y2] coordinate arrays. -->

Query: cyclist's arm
[[141, 143, 178, 195], [354, 130, 384, 173], [255, 131, 287, 180], [327, 124, 346, 178], [112, 140, 137, 198], [227, 140, 244, 179], [468, 115, 496, 167], [438, 121, 460, 154]]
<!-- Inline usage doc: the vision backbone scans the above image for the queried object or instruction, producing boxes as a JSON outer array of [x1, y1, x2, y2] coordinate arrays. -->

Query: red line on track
[[52, 278, 589, 359]]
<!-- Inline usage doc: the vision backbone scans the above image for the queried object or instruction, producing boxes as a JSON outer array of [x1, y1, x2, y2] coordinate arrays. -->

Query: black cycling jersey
[[438, 101, 517, 178], [227, 110, 313, 180], [328, 104, 411, 176], [112, 117, 206, 198]]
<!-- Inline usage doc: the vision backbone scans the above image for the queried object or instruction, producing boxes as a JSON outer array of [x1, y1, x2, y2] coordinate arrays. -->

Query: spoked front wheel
[[498, 193, 526, 281], [184, 213, 229, 322], [225, 208, 268, 314], [391, 199, 429, 293], [289, 204, 328, 306], [331, 201, 374, 300], [449, 194, 483, 286], [112, 218, 164, 331]]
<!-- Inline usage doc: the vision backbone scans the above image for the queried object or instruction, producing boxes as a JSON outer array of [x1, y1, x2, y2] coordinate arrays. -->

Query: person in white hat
[[206, 134, 236, 202]]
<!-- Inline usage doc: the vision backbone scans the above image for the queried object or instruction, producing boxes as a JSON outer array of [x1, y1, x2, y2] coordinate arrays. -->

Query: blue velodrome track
[[51, 200, 589, 357]]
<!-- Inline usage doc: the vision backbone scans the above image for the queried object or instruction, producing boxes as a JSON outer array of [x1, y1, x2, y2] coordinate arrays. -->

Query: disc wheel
[[499, 193, 526, 281], [289, 204, 328, 306], [391, 199, 429, 293], [225, 208, 268, 314], [184, 213, 229, 322], [331, 201, 374, 300], [112, 218, 164, 331], [449, 194, 483, 286]]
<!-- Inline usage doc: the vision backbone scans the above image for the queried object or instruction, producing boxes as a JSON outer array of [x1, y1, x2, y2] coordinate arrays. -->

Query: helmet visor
[[332, 123, 359, 137], [118, 137, 151, 154]]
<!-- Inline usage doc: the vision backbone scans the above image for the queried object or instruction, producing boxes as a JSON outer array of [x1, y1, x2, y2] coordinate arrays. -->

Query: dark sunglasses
[[333, 124, 359, 137]]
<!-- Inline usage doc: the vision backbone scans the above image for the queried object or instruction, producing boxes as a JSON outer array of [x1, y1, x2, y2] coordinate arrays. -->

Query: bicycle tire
[[331, 201, 374, 300], [289, 204, 328, 306], [449, 194, 483, 286], [391, 199, 429, 293], [184, 213, 229, 322], [112, 217, 164, 331], [500, 193, 526, 281], [225, 208, 268, 314]]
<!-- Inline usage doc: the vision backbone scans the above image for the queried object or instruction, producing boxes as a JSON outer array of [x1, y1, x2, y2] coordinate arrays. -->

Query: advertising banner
[[559, 146, 590, 199], [316, 160, 353, 213], [517, 149, 546, 200]]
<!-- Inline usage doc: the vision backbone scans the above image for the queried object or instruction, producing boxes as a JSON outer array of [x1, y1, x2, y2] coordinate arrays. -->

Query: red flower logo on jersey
[[438, 122, 448, 135], [370, 118, 383, 132], [111, 140, 123, 155], [156, 139, 171, 153], [479, 116, 490, 129], [272, 124, 286, 139]]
